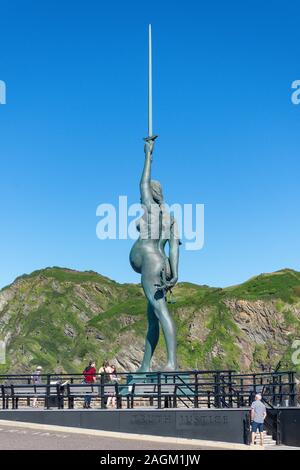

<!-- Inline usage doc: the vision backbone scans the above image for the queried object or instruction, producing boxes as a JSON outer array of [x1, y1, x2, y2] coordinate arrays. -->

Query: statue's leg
[[138, 302, 159, 372], [153, 291, 177, 370], [141, 256, 177, 371]]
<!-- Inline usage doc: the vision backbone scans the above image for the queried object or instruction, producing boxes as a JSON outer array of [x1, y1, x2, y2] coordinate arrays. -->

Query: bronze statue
[[129, 25, 180, 372], [129, 136, 180, 371]]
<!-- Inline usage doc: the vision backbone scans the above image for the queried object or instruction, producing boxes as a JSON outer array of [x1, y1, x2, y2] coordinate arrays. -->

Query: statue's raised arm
[[140, 137, 156, 208]]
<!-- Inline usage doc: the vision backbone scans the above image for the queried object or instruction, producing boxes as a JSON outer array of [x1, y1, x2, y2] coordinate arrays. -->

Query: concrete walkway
[[0, 419, 298, 450], [0, 419, 256, 450]]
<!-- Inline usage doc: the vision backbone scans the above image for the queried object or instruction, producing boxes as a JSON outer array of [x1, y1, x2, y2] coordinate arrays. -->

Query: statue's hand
[[144, 139, 155, 156], [166, 277, 178, 289]]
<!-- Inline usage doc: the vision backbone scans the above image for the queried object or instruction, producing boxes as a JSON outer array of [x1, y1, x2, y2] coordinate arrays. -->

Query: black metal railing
[[0, 369, 297, 411]]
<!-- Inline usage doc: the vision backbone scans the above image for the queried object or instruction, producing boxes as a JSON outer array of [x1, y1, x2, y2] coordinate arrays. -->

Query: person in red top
[[83, 360, 96, 408]]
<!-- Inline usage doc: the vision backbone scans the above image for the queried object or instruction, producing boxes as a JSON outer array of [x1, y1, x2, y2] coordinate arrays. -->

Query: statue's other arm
[[168, 217, 180, 287], [140, 140, 155, 208]]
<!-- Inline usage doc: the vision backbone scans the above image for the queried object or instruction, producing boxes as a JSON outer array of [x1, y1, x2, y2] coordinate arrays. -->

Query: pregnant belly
[[130, 240, 171, 277], [129, 241, 143, 273]]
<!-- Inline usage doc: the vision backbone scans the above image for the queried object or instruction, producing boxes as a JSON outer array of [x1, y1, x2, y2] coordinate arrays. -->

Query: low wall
[[0, 408, 250, 444], [277, 408, 300, 447]]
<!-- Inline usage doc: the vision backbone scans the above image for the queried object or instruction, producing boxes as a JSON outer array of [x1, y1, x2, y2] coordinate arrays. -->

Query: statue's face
[[152, 192, 163, 204]]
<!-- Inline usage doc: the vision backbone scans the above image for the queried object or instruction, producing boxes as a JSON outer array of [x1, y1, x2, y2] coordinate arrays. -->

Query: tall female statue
[[129, 136, 180, 372]]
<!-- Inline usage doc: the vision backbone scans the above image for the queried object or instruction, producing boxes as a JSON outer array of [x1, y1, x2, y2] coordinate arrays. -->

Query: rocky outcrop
[[225, 299, 288, 344], [225, 298, 300, 370]]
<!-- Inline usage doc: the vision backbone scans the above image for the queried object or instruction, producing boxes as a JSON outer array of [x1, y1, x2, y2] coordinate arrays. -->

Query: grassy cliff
[[0, 267, 300, 374]]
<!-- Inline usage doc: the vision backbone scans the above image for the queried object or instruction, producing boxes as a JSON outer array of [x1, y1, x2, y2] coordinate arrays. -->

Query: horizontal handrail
[[0, 369, 297, 411]]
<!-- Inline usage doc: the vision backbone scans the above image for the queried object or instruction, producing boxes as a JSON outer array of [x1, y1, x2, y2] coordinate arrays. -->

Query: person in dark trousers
[[250, 393, 267, 446], [83, 360, 96, 408]]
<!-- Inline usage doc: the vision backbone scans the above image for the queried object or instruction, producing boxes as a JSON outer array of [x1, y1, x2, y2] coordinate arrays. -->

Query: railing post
[[46, 374, 50, 409], [173, 384, 177, 408], [115, 382, 121, 409], [194, 372, 199, 408], [157, 372, 161, 409], [214, 372, 221, 408], [250, 374, 256, 405], [276, 410, 282, 445], [278, 374, 283, 406], [67, 384, 71, 409], [27, 377, 31, 407], [289, 372, 296, 406], [228, 371, 233, 408], [100, 373, 106, 409], [240, 378, 244, 406], [272, 375, 277, 407], [11, 385, 15, 409], [130, 383, 134, 409], [253, 374, 256, 393], [56, 383, 61, 409], [244, 412, 251, 445]]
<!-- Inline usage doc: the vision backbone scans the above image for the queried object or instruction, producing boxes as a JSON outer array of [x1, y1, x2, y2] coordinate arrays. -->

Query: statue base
[[122, 371, 195, 397]]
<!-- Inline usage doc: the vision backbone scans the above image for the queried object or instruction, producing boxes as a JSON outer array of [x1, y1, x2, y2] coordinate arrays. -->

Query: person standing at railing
[[250, 393, 267, 446], [106, 365, 119, 408], [83, 360, 96, 409], [31, 366, 43, 408], [98, 360, 113, 380], [98, 360, 113, 408]]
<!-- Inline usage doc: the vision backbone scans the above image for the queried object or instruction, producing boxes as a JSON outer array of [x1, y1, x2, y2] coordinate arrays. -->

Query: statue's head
[[150, 180, 164, 204]]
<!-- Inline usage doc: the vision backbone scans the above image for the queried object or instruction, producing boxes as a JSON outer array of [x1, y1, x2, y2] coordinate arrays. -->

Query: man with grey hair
[[250, 393, 267, 446]]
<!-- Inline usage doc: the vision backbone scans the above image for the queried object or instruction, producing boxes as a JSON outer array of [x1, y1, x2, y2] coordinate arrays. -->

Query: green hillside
[[0, 267, 300, 374]]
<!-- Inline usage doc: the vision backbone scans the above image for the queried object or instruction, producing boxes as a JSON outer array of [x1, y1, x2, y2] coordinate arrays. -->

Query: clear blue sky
[[0, 0, 299, 289]]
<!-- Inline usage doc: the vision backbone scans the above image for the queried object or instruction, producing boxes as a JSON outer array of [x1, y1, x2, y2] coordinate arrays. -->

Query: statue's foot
[[136, 365, 150, 373], [162, 363, 177, 372]]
